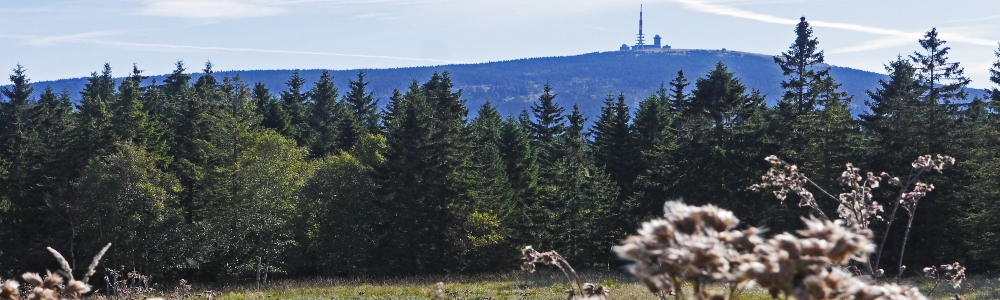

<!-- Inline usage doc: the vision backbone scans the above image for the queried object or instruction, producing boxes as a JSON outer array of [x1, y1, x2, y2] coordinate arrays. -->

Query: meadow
[[134, 272, 996, 300]]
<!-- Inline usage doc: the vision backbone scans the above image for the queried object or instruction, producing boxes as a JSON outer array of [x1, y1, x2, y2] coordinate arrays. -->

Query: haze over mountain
[[23, 49, 987, 118]]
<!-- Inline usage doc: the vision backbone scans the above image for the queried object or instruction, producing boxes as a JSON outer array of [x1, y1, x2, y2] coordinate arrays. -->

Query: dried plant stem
[[896, 204, 918, 284], [804, 178, 835, 220], [553, 256, 582, 296], [875, 168, 922, 272], [927, 277, 943, 296]]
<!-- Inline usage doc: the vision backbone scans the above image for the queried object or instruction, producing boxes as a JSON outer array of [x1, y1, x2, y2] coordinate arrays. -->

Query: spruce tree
[[630, 88, 677, 223], [306, 71, 341, 157], [280, 72, 310, 145], [334, 102, 362, 152], [0, 65, 37, 272], [253, 82, 289, 132], [372, 76, 471, 274], [909, 28, 969, 156], [72, 64, 116, 168], [111, 64, 156, 147], [343, 72, 381, 135], [633, 87, 671, 161], [667, 71, 690, 116], [499, 116, 538, 202], [0, 65, 33, 186], [687, 62, 765, 142], [774, 16, 828, 114], [862, 57, 927, 175], [526, 83, 566, 171], [465, 102, 516, 270], [547, 104, 618, 266], [591, 93, 638, 203]]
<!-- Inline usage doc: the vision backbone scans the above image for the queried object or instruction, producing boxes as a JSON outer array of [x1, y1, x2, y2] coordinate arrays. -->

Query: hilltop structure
[[620, 5, 671, 51]]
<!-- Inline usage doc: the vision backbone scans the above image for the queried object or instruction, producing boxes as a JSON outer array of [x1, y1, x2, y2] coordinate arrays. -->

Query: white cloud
[[137, 0, 284, 19]]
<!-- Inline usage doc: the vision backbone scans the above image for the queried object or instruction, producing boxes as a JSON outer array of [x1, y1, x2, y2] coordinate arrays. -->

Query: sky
[[3, 0, 1000, 88]]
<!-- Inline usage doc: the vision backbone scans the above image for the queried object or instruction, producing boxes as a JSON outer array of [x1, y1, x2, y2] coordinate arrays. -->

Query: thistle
[[615, 201, 927, 300]]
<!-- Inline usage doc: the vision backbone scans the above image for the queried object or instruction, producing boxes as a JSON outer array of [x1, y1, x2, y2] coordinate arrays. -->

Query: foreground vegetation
[[88, 272, 991, 300]]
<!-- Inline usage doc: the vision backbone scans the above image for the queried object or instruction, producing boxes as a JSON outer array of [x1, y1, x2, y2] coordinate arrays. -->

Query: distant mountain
[[20, 49, 988, 118]]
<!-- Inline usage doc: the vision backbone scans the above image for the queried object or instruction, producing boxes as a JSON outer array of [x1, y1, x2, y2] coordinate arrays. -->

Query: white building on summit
[[620, 5, 671, 51]]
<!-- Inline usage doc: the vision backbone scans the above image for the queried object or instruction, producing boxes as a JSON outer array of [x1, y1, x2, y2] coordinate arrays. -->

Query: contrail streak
[[670, 0, 997, 51], [0, 34, 468, 64]]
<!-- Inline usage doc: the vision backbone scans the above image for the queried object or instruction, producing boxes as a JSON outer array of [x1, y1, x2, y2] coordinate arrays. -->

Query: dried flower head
[[63, 280, 90, 296], [40, 273, 61, 290], [912, 154, 956, 173], [617, 201, 925, 300], [21, 273, 42, 287], [582, 282, 609, 298], [0, 280, 19, 300], [751, 157, 814, 208], [900, 182, 934, 209], [926, 262, 967, 289]]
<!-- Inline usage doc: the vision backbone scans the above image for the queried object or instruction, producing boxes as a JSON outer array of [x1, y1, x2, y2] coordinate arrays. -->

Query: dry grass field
[[203, 271, 999, 300]]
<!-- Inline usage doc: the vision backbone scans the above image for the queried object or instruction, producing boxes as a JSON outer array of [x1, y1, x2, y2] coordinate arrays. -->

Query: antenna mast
[[636, 5, 646, 48]]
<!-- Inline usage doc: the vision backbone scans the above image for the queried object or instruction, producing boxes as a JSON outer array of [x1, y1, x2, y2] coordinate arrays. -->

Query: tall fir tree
[[0, 65, 37, 273], [306, 71, 341, 157], [253, 82, 289, 132], [590, 93, 638, 204], [111, 64, 156, 147], [774, 16, 828, 114], [71, 64, 116, 171], [343, 72, 381, 135], [667, 71, 690, 117], [526, 83, 566, 172], [280, 72, 310, 145], [372, 75, 471, 274]]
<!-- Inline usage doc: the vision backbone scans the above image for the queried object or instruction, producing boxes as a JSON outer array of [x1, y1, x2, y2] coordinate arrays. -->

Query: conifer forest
[[2, 18, 1000, 294]]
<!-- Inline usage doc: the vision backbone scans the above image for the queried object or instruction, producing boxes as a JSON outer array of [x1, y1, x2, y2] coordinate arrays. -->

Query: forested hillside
[[1, 18, 999, 288], [30, 49, 974, 119]]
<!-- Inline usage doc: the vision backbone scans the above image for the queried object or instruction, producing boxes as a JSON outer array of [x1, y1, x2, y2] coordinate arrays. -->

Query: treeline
[[2, 18, 1000, 283]]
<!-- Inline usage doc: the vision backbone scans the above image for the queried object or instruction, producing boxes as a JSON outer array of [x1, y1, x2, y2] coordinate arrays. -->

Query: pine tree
[[687, 62, 765, 142], [630, 87, 677, 223], [253, 82, 288, 132], [334, 102, 362, 152], [591, 93, 638, 203], [72, 64, 116, 168], [0, 65, 38, 273], [526, 83, 566, 173], [547, 104, 618, 266], [667, 71, 690, 117], [306, 71, 341, 157], [465, 102, 516, 270], [280, 72, 310, 145], [499, 116, 538, 199], [343, 72, 381, 135], [111, 64, 156, 147], [774, 17, 828, 114], [909, 28, 969, 155], [0, 65, 33, 189], [372, 75, 471, 274]]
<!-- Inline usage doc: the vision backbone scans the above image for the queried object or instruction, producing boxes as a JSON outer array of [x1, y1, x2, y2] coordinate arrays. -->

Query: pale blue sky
[[3, 0, 1000, 88]]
